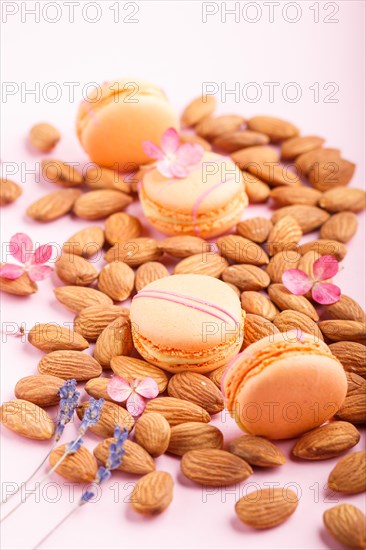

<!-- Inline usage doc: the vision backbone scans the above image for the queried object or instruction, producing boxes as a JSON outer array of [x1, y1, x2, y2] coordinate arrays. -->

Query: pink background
[[1, 1, 365, 549]]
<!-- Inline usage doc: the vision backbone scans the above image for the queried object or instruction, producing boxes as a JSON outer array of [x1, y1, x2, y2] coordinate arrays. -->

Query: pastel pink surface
[[1, 3, 366, 549]]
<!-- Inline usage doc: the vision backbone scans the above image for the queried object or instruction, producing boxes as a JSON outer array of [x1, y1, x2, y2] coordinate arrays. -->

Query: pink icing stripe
[[141, 288, 238, 324], [133, 290, 239, 325], [192, 177, 236, 236]]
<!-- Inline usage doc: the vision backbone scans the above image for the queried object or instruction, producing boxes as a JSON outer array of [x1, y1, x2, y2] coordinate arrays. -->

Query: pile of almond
[[0, 95, 365, 548]]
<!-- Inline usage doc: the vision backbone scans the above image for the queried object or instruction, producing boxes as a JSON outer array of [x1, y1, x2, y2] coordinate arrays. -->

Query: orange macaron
[[130, 274, 244, 373], [140, 150, 248, 238], [76, 78, 179, 169], [223, 332, 347, 439]]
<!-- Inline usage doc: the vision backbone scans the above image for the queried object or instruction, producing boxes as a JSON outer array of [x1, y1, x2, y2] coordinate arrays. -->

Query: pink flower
[[282, 255, 341, 305], [143, 127, 204, 178], [107, 376, 159, 416], [0, 233, 53, 282]]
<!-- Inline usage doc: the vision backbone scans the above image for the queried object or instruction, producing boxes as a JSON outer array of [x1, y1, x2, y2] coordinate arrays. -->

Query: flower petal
[[0, 264, 25, 279], [161, 127, 180, 155], [313, 255, 339, 281], [135, 377, 159, 399], [176, 143, 204, 166], [107, 376, 132, 402], [282, 269, 313, 295], [126, 392, 146, 416], [10, 233, 33, 264], [170, 162, 189, 178], [31, 244, 53, 265], [156, 159, 174, 178], [28, 265, 53, 281], [312, 282, 341, 305], [142, 141, 164, 160]]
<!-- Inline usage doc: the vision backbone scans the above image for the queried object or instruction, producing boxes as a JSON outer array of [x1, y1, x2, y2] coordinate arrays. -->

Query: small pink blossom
[[143, 127, 204, 178], [107, 376, 159, 416], [0, 233, 53, 282], [282, 255, 341, 305]]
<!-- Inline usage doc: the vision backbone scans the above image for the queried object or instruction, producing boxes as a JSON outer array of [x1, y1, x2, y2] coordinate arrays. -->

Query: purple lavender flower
[[79, 397, 105, 436], [81, 425, 128, 503], [55, 379, 80, 442]]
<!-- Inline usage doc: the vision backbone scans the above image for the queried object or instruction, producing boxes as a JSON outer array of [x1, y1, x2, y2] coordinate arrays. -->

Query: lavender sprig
[[1, 398, 104, 523], [33, 425, 128, 550], [81, 425, 128, 504], [1, 379, 80, 507], [44, 397, 105, 477], [54, 379, 80, 442]]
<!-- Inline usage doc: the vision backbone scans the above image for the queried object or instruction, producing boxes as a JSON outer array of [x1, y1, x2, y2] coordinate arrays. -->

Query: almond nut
[[104, 212, 142, 245], [237, 217, 273, 243], [98, 261, 135, 301], [135, 262, 169, 291], [174, 252, 228, 277], [26, 189, 81, 222], [181, 95, 217, 127], [94, 438, 155, 475], [228, 435, 286, 467], [0, 399, 55, 440], [320, 212, 358, 243], [0, 178, 22, 205], [77, 400, 134, 438], [38, 350, 102, 381], [323, 504, 366, 550], [94, 317, 133, 368], [217, 235, 269, 266], [111, 356, 168, 393], [167, 422, 223, 456], [55, 253, 98, 286], [281, 135, 325, 160], [222, 264, 270, 291], [49, 445, 97, 482], [241, 292, 279, 321], [271, 205, 330, 234], [15, 374, 65, 407], [292, 421, 360, 460], [28, 323, 89, 352], [53, 286, 113, 313], [328, 451, 366, 494], [104, 238, 162, 265], [181, 449, 252, 486], [74, 304, 129, 341], [235, 487, 298, 529], [144, 397, 210, 425], [134, 412, 171, 457], [247, 116, 299, 142], [73, 190, 132, 220], [167, 372, 224, 414], [41, 159, 82, 187], [130, 471, 173, 515], [29, 123, 61, 152], [63, 226, 105, 257]]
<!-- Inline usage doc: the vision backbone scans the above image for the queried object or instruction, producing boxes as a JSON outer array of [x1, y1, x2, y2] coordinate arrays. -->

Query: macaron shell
[[140, 187, 247, 238], [142, 152, 244, 213], [76, 79, 179, 168], [130, 274, 243, 352], [234, 353, 347, 439], [140, 151, 248, 237], [245, 332, 330, 356]]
